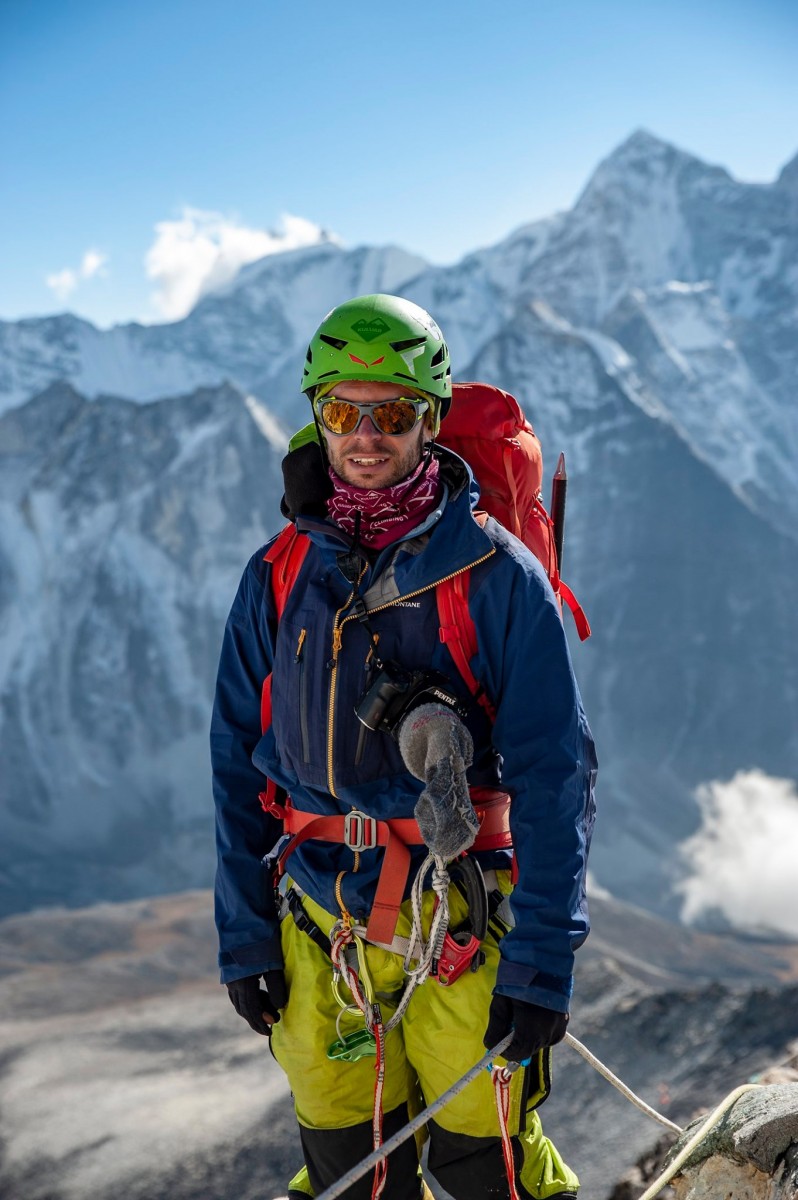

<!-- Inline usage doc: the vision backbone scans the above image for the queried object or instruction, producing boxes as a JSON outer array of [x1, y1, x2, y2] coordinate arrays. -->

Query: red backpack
[[440, 382, 553, 572], [439, 382, 590, 649]]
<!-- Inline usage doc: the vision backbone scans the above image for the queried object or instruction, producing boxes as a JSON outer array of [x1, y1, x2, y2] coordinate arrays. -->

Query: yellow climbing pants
[[270, 872, 579, 1200]]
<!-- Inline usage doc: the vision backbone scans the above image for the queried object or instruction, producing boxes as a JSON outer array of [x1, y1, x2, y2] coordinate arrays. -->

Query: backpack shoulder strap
[[436, 531, 496, 722], [437, 570, 477, 690], [263, 524, 311, 620]]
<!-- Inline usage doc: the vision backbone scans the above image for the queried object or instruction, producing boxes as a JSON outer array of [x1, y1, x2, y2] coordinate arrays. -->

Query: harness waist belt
[[260, 787, 512, 945]]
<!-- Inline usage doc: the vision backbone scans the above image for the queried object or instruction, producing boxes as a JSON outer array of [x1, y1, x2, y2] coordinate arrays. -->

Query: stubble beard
[[326, 435, 427, 489]]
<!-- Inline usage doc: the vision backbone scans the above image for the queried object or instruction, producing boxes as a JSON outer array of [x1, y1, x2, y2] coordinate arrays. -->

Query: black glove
[[226, 969, 288, 1036], [280, 441, 333, 520], [484, 994, 569, 1063]]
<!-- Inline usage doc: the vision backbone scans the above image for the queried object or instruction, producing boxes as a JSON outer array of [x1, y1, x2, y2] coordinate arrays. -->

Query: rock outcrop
[[608, 1075, 798, 1199], [669, 1083, 798, 1200]]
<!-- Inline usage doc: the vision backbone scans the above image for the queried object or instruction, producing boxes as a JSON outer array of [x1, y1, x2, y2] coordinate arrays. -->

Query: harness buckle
[[344, 810, 378, 852]]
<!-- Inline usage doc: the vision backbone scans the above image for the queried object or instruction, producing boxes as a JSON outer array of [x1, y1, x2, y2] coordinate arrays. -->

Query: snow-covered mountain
[[1, 130, 796, 917], [413, 129, 798, 536], [0, 381, 287, 911]]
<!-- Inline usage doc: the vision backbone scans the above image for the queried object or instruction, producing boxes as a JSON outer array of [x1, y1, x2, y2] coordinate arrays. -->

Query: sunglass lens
[[372, 400, 419, 434], [321, 400, 359, 435]]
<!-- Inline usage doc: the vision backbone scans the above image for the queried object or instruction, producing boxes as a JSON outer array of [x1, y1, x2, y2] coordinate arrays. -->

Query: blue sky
[[1, 0, 796, 328]]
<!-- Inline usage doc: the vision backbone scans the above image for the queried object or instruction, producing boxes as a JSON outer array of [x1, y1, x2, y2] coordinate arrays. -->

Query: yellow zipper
[[325, 549, 495, 798], [335, 870, 354, 924]]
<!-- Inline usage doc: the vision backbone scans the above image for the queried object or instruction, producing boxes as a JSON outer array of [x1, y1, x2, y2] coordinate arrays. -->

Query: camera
[[355, 660, 468, 737]]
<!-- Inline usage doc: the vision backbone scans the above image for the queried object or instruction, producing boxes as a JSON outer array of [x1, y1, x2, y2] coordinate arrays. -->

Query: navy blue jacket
[[211, 449, 597, 1012]]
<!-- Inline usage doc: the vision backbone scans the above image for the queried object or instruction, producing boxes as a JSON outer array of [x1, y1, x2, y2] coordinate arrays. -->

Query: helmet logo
[[348, 353, 385, 368], [351, 317, 390, 342]]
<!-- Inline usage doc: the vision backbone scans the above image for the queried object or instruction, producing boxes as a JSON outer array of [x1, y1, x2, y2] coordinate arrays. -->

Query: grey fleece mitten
[[398, 703, 478, 860]]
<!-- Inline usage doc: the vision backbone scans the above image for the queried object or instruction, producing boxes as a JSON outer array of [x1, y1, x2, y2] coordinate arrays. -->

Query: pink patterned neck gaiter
[[327, 456, 442, 550]]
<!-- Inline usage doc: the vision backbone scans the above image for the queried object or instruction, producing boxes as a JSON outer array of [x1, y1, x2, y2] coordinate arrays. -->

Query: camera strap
[[336, 513, 386, 668], [351, 595, 384, 669]]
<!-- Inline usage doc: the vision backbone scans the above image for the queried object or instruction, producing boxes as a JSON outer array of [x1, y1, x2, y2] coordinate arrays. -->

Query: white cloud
[[677, 770, 798, 939], [80, 249, 108, 279], [46, 248, 108, 301], [144, 207, 337, 321], [45, 268, 78, 300]]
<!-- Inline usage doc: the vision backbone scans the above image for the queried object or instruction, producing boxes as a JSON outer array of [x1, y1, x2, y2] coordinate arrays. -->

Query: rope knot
[[431, 860, 451, 894]]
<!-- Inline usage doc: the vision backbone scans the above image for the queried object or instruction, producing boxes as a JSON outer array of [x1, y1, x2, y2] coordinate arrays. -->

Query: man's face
[[320, 379, 432, 489]]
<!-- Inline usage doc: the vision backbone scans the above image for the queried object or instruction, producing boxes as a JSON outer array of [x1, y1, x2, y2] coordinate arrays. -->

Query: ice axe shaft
[[550, 452, 567, 572]]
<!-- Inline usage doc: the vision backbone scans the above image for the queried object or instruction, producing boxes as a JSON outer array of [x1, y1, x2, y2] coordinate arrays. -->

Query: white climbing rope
[[562, 1037, 768, 1198], [563, 1033, 683, 1134]]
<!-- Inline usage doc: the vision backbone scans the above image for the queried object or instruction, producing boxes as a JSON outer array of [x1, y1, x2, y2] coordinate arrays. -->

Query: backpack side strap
[[551, 572, 592, 642]]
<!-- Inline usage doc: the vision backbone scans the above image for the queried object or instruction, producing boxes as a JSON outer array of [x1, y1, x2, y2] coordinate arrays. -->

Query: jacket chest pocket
[[273, 620, 318, 769], [294, 627, 310, 763]]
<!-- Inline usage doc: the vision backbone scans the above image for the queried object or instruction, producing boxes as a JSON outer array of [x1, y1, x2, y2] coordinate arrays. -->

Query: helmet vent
[[389, 336, 427, 353], [319, 334, 348, 351], [430, 345, 447, 367]]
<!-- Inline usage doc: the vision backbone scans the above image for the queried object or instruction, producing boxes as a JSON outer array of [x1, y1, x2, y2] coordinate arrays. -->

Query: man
[[212, 294, 597, 1200]]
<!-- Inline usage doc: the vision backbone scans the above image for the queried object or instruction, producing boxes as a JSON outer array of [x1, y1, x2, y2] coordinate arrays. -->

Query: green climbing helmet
[[301, 294, 452, 433]]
